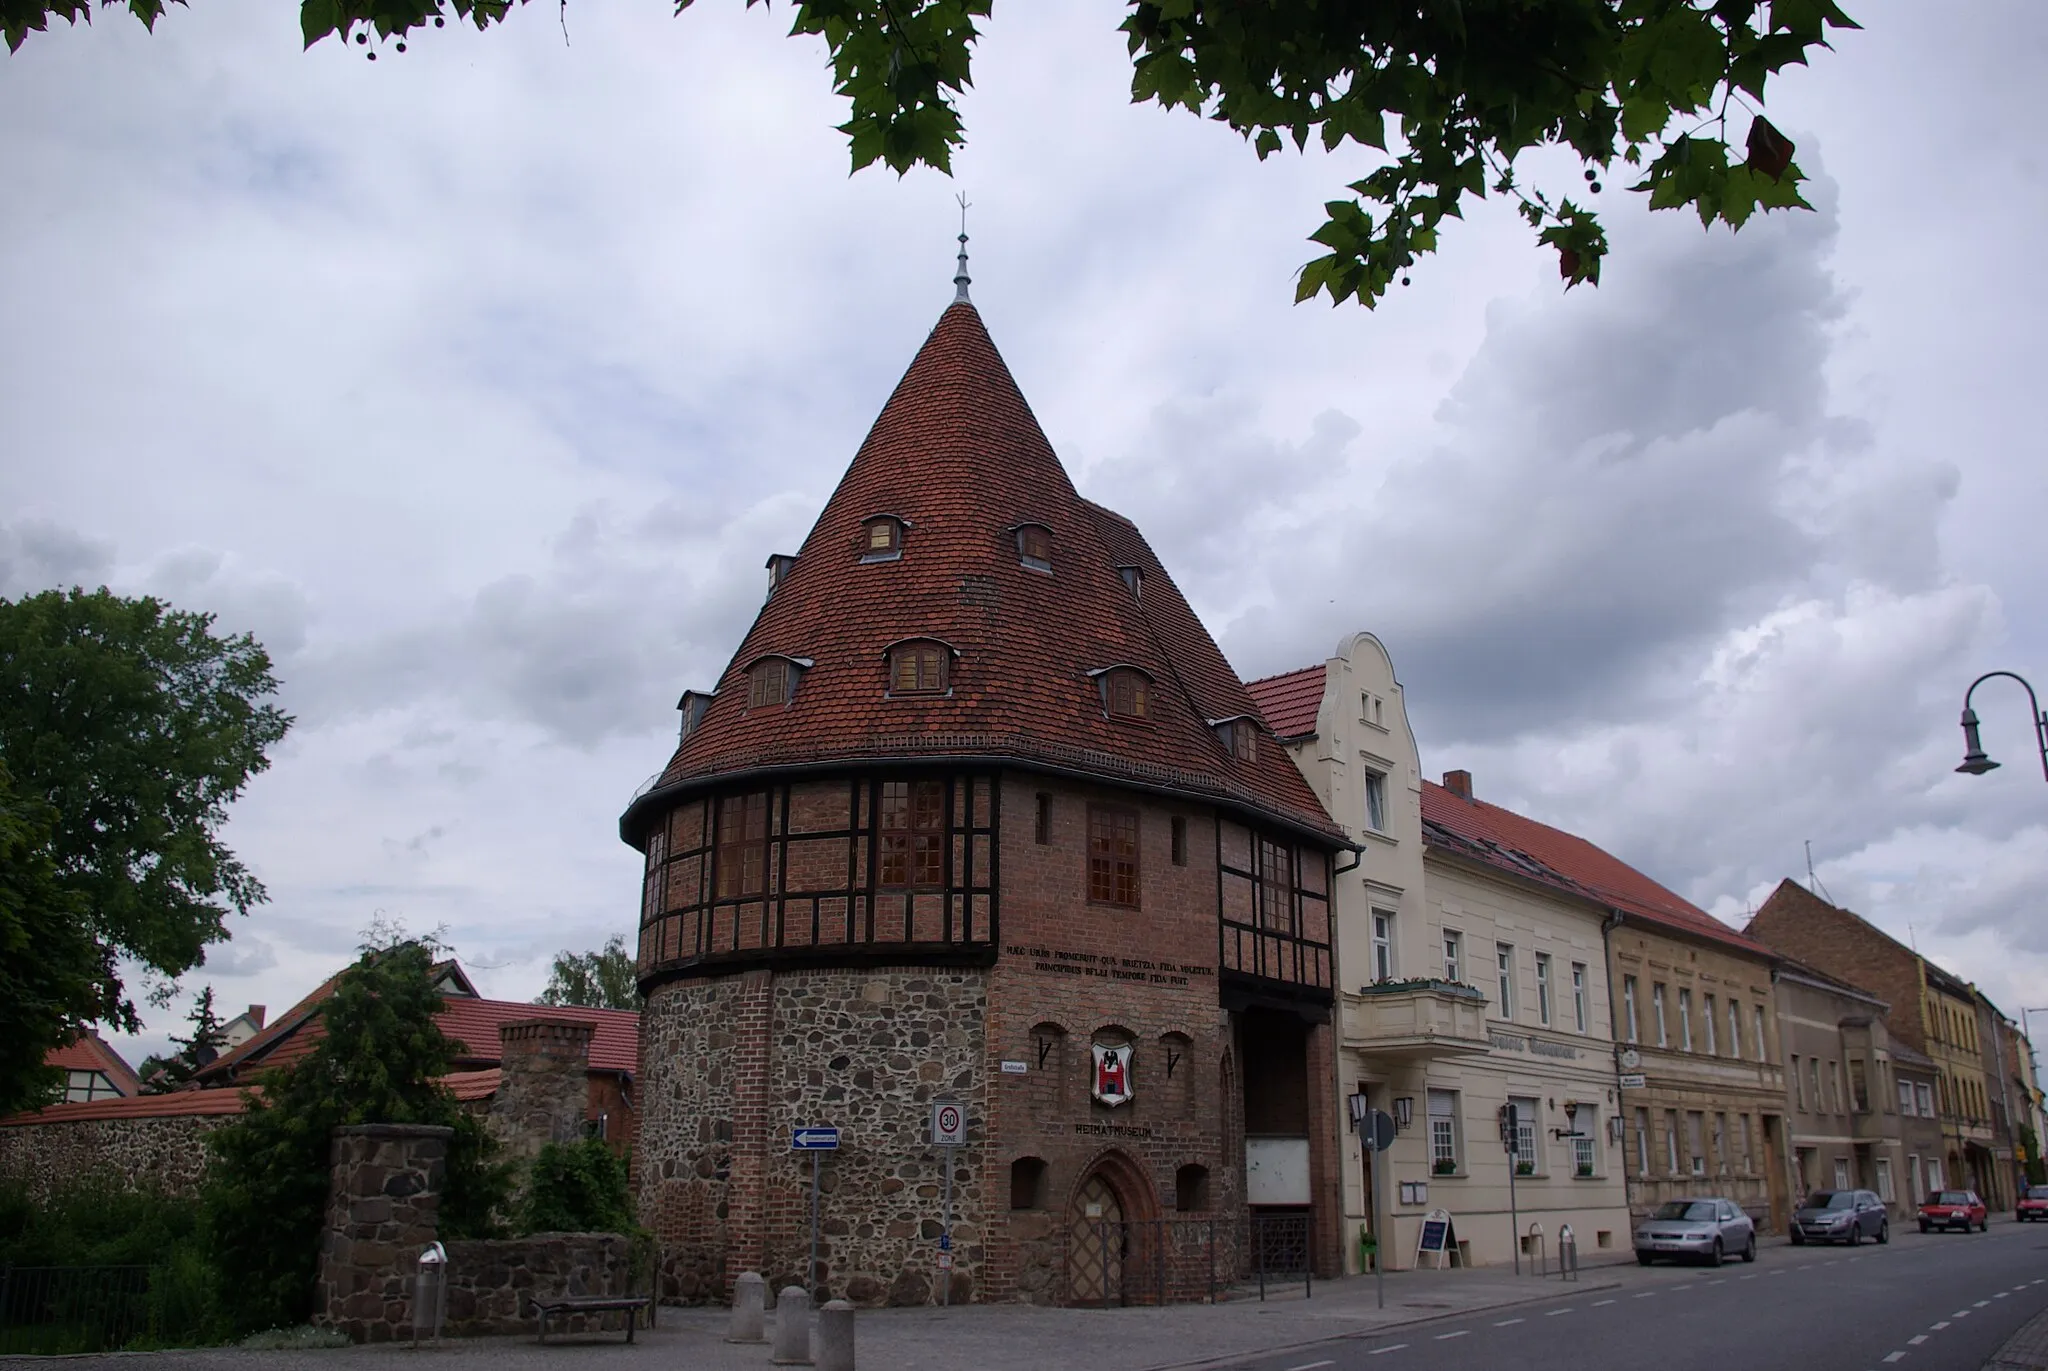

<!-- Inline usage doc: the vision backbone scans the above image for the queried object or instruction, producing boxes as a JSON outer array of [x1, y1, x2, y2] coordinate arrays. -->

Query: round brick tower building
[[622, 276, 1346, 1307]]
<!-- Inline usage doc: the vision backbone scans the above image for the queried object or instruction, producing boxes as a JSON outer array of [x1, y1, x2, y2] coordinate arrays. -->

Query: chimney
[[494, 1018, 596, 1160], [246, 1005, 267, 1030], [1443, 770, 1473, 801]]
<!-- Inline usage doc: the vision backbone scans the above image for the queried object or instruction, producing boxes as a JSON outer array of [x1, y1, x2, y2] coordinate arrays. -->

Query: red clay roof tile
[[1, 1086, 252, 1126], [1244, 665, 1327, 741], [628, 301, 1340, 843], [43, 1032, 143, 1095]]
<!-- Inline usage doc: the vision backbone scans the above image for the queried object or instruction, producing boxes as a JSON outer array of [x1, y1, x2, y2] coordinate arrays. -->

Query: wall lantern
[[1393, 1096, 1414, 1131]]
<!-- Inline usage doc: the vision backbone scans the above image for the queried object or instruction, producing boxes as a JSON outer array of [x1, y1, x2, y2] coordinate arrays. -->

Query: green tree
[[0, 760, 102, 1116], [518, 1137, 635, 1235], [203, 941, 510, 1334], [536, 934, 642, 1011], [139, 986, 230, 1093], [1, 1, 1857, 301], [0, 587, 292, 1042]]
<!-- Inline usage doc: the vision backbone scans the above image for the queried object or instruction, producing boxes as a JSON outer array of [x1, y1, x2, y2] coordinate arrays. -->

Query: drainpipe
[[1601, 910, 1629, 1218]]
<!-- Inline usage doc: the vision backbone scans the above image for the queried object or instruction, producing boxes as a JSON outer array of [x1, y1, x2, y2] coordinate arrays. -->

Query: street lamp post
[[1955, 671, 2048, 782]]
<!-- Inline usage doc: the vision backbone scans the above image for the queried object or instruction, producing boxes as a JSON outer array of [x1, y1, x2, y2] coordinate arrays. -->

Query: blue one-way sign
[[792, 1127, 840, 1150]]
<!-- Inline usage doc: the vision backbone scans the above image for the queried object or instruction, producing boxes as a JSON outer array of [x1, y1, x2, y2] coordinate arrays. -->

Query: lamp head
[[1957, 707, 2001, 776]]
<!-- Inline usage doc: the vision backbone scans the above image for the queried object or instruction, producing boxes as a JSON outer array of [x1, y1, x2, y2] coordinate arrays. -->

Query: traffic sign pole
[[811, 1149, 822, 1299], [931, 1101, 964, 1308], [790, 1127, 841, 1300]]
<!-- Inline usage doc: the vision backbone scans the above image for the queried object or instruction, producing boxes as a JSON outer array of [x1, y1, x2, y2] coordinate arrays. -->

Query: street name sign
[[792, 1127, 841, 1150]]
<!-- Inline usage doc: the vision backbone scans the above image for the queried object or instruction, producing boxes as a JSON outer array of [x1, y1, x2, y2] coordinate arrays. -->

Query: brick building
[[1748, 879, 2007, 1207], [621, 273, 1345, 1306]]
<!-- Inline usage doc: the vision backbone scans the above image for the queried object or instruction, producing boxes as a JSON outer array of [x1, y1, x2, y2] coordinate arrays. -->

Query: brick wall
[[1750, 881, 1926, 1053]]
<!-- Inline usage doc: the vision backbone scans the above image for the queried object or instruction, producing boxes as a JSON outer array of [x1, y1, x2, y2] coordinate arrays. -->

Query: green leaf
[[300, 0, 339, 47], [1255, 127, 1282, 160]]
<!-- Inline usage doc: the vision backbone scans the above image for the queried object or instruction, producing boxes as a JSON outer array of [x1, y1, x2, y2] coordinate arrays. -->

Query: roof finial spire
[[953, 191, 972, 303]]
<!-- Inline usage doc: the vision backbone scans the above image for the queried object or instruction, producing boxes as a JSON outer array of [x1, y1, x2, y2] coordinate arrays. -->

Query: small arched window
[[746, 656, 809, 709], [1092, 667, 1150, 720], [1014, 522, 1053, 572], [1010, 1156, 1050, 1210], [887, 639, 950, 696], [861, 515, 905, 561]]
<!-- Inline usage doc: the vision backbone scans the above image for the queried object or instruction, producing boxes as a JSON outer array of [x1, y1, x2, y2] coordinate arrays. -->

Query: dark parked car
[[2018, 1186, 2048, 1222], [1791, 1189, 1888, 1245], [1919, 1189, 1988, 1232], [1633, 1197, 1757, 1266]]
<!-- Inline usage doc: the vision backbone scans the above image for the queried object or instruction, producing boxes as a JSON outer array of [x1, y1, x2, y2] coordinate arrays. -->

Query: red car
[[2018, 1186, 2048, 1222], [1919, 1189, 1989, 1232]]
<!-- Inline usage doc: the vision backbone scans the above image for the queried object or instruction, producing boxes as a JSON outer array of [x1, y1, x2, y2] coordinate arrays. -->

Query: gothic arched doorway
[[1065, 1152, 1155, 1306]]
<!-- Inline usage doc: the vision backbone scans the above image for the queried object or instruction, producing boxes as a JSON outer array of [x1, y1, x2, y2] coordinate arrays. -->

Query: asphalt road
[[1231, 1221, 2048, 1371]]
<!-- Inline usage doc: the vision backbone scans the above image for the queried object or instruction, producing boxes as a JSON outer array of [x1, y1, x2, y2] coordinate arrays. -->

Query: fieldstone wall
[[492, 1019, 595, 1162], [442, 1234, 635, 1336], [313, 1124, 450, 1343], [0, 1112, 231, 1201], [637, 967, 988, 1307]]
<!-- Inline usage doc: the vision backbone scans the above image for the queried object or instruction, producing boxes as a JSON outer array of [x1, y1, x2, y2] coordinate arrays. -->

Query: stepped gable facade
[[622, 296, 1347, 1308]]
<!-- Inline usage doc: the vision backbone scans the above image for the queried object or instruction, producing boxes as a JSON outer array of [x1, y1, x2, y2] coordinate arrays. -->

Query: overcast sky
[[4, 1, 2044, 1068]]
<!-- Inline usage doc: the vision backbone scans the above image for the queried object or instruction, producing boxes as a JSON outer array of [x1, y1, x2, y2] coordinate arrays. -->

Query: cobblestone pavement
[[1986, 1306, 2048, 1371]]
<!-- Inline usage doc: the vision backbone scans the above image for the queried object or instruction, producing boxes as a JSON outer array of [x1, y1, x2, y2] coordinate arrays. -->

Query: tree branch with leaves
[[2, 0, 1856, 303]]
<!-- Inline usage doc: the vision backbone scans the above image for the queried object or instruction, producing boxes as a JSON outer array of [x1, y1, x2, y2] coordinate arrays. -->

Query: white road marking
[[1976, 1300, 1992, 1308], [1545, 1308, 1573, 1317], [1884, 1353, 1906, 1364], [1995, 1292, 2011, 1299], [1436, 1331, 1469, 1341], [1674, 1284, 1693, 1290], [1632, 1293, 1657, 1300], [1708, 1279, 1727, 1286], [1593, 1299, 1616, 1307], [1368, 1345, 1408, 1357], [1955, 1311, 1973, 1319], [1288, 1362, 1335, 1371], [1933, 1323, 1950, 1331], [1741, 1274, 1758, 1280], [1495, 1318, 1525, 1326], [1909, 1336, 1928, 1346]]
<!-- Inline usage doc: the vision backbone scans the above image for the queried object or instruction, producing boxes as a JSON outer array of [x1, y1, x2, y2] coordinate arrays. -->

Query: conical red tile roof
[[624, 301, 1340, 843]]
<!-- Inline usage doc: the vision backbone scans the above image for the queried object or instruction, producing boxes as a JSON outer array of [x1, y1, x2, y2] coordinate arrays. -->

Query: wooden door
[[1066, 1172, 1126, 1305]]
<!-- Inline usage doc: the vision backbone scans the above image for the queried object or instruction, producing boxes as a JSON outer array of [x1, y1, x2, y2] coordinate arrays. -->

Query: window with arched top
[[1014, 522, 1053, 572], [745, 657, 809, 709], [1214, 718, 1258, 762], [1094, 667, 1150, 720], [887, 640, 950, 695], [861, 515, 905, 561]]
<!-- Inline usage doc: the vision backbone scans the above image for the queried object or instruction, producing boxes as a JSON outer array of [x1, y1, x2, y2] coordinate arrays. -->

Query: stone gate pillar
[[313, 1123, 452, 1342]]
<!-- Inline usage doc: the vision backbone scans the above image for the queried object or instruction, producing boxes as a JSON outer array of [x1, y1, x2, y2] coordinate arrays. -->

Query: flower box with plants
[[1516, 1160, 1535, 1176], [1432, 1158, 1458, 1176]]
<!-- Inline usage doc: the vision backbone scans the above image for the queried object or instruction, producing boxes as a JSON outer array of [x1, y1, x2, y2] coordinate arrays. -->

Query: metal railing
[[0, 1265, 180, 1355], [1070, 1211, 1313, 1307]]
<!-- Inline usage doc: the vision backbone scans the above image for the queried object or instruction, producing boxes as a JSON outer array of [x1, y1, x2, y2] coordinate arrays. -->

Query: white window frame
[[1898, 1080, 1916, 1116], [1728, 1000, 1742, 1059], [1754, 1005, 1768, 1062], [1909, 1155, 1924, 1202], [1572, 962, 1588, 1033], [1509, 1095, 1540, 1172], [1926, 1158, 1944, 1192], [1442, 929, 1463, 984], [1623, 976, 1639, 1043], [1654, 984, 1669, 1048], [1712, 1112, 1727, 1174], [1535, 952, 1553, 1025], [1679, 988, 1694, 1052], [1665, 1109, 1681, 1175], [1428, 1090, 1460, 1173], [1703, 994, 1718, 1055], [1363, 770, 1388, 833], [1634, 1107, 1650, 1176], [1370, 909, 1396, 982], [1495, 943, 1516, 1020], [1876, 1157, 1895, 1203], [1833, 1157, 1850, 1190], [1686, 1111, 1705, 1176], [1792, 1054, 1805, 1110], [1572, 1106, 1598, 1176]]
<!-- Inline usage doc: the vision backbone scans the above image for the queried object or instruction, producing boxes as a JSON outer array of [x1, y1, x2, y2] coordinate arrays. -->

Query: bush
[[202, 941, 511, 1335], [519, 1138, 635, 1235], [0, 1176, 222, 1350]]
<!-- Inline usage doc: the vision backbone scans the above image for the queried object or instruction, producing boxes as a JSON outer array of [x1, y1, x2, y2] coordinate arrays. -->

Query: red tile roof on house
[[44, 1032, 143, 1096], [0, 1086, 251, 1127], [622, 300, 1341, 846], [194, 959, 638, 1086], [444, 1068, 503, 1103], [1244, 665, 1327, 741], [1422, 781, 1769, 958]]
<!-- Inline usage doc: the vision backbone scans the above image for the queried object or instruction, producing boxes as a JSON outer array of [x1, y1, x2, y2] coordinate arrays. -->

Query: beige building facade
[[1775, 960, 1911, 1215], [1251, 634, 1631, 1273]]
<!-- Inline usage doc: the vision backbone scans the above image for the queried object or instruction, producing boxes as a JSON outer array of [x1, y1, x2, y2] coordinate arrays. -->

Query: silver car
[[1791, 1188, 1888, 1245], [1633, 1197, 1758, 1266]]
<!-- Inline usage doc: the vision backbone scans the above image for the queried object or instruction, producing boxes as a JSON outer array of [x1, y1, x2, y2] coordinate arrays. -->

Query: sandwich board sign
[[1416, 1207, 1456, 1269]]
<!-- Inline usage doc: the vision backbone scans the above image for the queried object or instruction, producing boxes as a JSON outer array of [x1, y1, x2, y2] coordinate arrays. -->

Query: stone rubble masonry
[[493, 1018, 598, 1162], [636, 966, 989, 1308], [441, 1233, 635, 1337], [0, 1113, 229, 1201], [314, 1123, 452, 1343]]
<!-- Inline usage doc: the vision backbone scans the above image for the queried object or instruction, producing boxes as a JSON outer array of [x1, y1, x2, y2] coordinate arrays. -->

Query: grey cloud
[[199, 936, 279, 977], [0, 519, 115, 597]]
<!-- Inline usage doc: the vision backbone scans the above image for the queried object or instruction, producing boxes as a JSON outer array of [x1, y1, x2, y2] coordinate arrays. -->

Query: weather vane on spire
[[953, 191, 972, 303]]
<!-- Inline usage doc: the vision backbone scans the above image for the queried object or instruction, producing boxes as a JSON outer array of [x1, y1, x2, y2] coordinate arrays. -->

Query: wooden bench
[[529, 1293, 654, 1344]]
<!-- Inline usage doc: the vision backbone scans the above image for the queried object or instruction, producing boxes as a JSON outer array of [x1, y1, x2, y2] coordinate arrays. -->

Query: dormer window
[[1013, 522, 1053, 572], [1089, 665, 1152, 721], [765, 553, 798, 594], [745, 655, 811, 709], [886, 639, 951, 696], [861, 516, 906, 562], [1117, 565, 1142, 595], [677, 689, 716, 743], [1212, 716, 1259, 762]]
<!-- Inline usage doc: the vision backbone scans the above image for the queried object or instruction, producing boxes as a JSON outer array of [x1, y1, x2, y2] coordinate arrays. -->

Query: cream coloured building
[[1250, 634, 1632, 1271]]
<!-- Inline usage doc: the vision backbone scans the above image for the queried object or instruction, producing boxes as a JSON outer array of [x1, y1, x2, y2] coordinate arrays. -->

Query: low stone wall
[[442, 1234, 636, 1337], [0, 1112, 231, 1201]]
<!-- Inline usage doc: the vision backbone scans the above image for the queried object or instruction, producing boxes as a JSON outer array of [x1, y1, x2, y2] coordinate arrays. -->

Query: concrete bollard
[[771, 1286, 814, 1366], [816, 1300, 855, 1371], [727, 1272, 768, 1344]]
